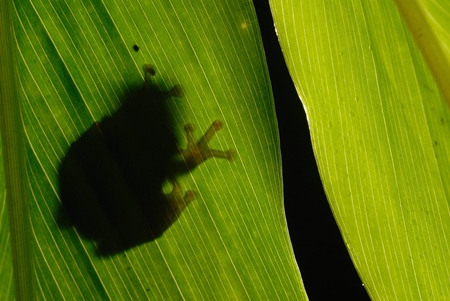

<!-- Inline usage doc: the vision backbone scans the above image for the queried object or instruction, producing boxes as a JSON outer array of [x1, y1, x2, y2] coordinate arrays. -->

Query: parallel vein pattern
[[12, 0, 306, 300], [270, 0, 450, 300]]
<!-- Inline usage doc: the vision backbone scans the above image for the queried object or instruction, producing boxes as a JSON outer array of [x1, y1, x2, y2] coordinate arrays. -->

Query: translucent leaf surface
[[0, 135, 14, 300], [270, 0, 450, 299], [5, 0, 307, 299]]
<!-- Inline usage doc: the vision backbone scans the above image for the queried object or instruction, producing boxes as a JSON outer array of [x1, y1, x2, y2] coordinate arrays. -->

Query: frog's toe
[[143, 64, 156, 76], [206, 148, 233, 161], [185, 190, 196, 202], [169, 85, 184, 97], [212, 120, 223, 129]]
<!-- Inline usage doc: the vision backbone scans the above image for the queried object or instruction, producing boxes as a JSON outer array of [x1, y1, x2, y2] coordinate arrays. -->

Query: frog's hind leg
[[164, 179, 196, 224]]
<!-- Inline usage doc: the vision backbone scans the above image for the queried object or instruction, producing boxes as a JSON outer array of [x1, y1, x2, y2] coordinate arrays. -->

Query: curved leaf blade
[[270, 0, 450, 299]]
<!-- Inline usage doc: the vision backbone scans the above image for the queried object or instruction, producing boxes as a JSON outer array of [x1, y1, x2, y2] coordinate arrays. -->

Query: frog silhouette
[[57, 64, 234, 256]]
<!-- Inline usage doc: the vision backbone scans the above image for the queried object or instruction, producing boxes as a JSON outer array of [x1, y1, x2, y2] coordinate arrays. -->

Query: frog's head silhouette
[[58, 65, 234, 256]]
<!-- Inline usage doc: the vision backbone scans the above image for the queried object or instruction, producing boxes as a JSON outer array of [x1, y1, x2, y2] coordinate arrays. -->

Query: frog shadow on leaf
[[57, 65, 234, 256]]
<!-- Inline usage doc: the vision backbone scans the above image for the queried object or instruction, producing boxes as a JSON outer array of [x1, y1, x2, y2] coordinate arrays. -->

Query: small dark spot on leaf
[[133, 44, 139, 52]]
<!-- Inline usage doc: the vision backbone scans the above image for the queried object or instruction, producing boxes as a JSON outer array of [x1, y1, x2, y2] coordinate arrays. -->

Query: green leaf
[[1, 0, 34, 299], [6, 0, 307, 299], [270, 0, 450, 299], [0, 134, 15, 301]]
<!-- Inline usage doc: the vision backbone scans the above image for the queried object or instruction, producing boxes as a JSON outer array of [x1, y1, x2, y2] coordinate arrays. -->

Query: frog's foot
[[181, 120, 235, 171], [165, 179, 196, 220]]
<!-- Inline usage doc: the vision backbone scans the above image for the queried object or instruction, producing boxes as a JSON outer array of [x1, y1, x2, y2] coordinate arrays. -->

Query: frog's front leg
[[180, 120, 235, 172]]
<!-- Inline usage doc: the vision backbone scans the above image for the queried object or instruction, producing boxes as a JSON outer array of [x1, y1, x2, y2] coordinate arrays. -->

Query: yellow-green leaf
[[270, 0, 450, 299]]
